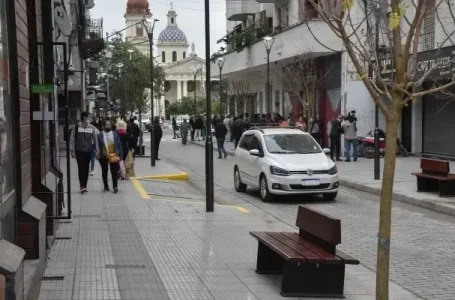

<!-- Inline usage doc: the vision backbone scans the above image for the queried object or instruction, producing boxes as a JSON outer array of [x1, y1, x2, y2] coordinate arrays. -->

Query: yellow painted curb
[[131, 178, 151, 199], [132, 172, 189, 181]]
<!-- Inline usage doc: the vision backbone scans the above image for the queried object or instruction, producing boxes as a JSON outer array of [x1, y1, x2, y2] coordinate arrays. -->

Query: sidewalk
[[38, 157, 419, 300], [190, 139, 455, 217]]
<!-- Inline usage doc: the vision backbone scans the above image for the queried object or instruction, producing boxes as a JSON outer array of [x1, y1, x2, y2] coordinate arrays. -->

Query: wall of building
[[158, 45, 188, 64]]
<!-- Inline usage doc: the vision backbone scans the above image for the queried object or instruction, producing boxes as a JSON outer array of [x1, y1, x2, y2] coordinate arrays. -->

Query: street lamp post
[[144, 18, 159, 166], [204, 0, 214, 212], [193, 68, 201, 115], [217, 58, 225, 117], [374, 6, 380, 180], [263, 37, 274, 114]]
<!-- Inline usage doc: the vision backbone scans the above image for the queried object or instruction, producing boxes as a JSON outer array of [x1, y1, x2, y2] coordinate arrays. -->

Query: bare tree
[[307, 0, 455, 299], [276, 50, 331, 121], [228, 79, 252, 115]]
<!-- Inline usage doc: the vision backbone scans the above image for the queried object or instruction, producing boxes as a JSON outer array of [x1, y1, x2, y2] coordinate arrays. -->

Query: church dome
[[158, 26, 187, 44], [127, 0, 149, 9]]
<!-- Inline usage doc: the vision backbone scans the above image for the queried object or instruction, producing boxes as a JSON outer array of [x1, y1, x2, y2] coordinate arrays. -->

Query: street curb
[[339, 179, 455, 217], [132, 172, 189, 181]]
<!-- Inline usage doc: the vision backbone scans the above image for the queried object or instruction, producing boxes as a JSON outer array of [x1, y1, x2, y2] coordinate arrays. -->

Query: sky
[[91, 0, 228, 58]]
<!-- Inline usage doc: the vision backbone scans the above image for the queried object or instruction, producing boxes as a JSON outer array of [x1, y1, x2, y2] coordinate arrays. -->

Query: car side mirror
[[249, 149, 260, 156], [323, 148, 331, 154]]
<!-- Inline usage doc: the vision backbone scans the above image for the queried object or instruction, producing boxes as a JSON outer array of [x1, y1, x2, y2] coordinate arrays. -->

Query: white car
[[233, 128, 339, 202]]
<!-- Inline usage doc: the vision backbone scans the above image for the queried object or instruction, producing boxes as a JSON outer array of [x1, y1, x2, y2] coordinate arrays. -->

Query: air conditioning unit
[[85, 0, 95, 9]]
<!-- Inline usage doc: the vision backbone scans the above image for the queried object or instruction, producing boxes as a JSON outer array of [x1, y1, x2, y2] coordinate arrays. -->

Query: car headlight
[[270, 166, 290, 176], [328, 165, 338, 175]]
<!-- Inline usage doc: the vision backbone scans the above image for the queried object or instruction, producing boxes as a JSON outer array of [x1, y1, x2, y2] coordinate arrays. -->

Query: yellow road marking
[[131, 172, 189, 181], [131, 178, 151, 199]]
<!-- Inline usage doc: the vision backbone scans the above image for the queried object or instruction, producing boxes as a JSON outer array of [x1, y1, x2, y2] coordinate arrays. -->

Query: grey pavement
[[162, 130, 455, 300], [37, 139, 419, 300], [189, 138, 455, 217]]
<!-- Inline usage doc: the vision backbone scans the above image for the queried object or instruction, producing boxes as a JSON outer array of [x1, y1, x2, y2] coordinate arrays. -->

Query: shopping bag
[[125, 151, 135, 179], [119, 160, 126, 178]]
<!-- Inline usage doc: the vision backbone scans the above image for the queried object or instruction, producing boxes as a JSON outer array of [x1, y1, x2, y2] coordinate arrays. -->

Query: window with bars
[[420, 0, 435, 51]]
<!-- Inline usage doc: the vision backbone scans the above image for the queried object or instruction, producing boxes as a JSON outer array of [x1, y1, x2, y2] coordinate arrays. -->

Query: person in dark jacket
[[153, 116, 163, 160], [127, 117, 140, 154], [189, 116, 196, 141], [330, 115, 343, 161], [215, 118, 228, 159], [172, 117, 180, 139], [194, 115, 203, 141]]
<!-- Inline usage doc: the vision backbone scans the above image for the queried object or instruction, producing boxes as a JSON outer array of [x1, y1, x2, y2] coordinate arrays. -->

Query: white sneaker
[[90, 171, 95, 176]]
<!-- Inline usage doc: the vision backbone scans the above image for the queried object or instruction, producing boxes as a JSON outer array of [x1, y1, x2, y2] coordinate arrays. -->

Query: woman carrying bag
[[97, 120, 123, 193]]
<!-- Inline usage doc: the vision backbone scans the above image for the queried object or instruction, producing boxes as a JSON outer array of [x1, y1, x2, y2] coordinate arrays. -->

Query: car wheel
[[234, 167, 247, 192], [260, 175, 274, 202], [323, 192, 337, 201], [364, 144, 375, 159]]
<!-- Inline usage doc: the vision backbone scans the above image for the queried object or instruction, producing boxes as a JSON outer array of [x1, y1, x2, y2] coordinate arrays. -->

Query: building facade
[[0, 0, 102, 299], [124, 0, 151, 55], [156, 7, 206, 117]]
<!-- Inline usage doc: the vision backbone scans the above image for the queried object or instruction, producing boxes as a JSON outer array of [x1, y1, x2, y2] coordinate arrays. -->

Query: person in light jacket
[[341, 114, 358, 162], [97, 120, 123, 193]]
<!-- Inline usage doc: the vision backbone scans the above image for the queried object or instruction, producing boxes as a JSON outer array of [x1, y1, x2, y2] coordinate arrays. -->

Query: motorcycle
[[358, 129, 409, 159]]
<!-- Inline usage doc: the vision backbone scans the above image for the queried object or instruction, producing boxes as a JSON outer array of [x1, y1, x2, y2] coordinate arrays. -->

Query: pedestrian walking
[[153, 116, 163, 160], [309, 117, 322, 145], [97, 120, 123, 193], [180, 119, 191, 145], [172, 117, 180, 139], [215, 118, 228, 159], [70, 112, 100, 193], [189, 116, 196, 141], [330, 115, 343, 161], [90, 119, 101, 176], [116, 119, 129, 179], [194, 115, 203, 141], [223, 115, 230, 141], [342, 112, 358, 162], [127, 117, 140, 154]]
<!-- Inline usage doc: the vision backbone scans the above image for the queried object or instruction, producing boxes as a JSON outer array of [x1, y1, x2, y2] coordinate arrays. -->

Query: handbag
[[108, 153, 120, 163]]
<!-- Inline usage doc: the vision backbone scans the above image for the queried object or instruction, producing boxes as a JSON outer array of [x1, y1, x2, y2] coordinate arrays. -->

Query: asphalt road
[[155, 129, 455, 300]]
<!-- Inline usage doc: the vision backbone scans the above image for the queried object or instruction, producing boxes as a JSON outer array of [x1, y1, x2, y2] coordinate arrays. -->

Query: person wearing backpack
[[70, 112, 100, 193]]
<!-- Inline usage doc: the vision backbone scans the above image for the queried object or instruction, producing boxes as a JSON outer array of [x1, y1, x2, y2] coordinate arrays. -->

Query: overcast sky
[[91, 0, 227, 58]]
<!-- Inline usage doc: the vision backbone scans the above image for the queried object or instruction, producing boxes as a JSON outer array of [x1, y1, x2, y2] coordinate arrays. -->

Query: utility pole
[[374, 4, 380, 180], [204, 0, 214, 212]]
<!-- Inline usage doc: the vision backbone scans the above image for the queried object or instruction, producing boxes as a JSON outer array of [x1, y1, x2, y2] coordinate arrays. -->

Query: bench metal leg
[[439, 181, 455, 197], [255, 242, 284, 274], [280, 262, 345, 298], [417, 177, 438, 192]]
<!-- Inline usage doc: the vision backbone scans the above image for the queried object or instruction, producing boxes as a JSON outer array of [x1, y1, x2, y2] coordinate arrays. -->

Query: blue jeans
[[90, 149, 96, 171], [217, 138, 226, 157], [344, 139, 358, 160]]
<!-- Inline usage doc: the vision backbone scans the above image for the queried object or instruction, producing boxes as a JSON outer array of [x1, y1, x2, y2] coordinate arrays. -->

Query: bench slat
[[336, 249, 360, 265], [412, 172, 455, 181], [266, 232, 325, 264], [282, 232, 342, 264], [250, 232, 306, 263]]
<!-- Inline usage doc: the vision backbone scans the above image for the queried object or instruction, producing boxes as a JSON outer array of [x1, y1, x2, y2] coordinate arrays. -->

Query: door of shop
[[423, 94, 455, 157], [401, 102, 412, 152]]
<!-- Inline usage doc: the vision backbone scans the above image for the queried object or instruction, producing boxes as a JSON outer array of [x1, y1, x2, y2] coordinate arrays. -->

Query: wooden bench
[[411, 158, 455, 197], [250, 205, 359, 298]]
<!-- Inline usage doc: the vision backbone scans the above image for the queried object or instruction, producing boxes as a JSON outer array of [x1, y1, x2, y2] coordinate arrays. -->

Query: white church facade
[[125, 2, 206, 118]]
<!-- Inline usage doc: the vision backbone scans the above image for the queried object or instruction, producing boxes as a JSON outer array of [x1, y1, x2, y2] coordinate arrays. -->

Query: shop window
[[172, 51, 177, 62], [0, 0, 14, 202]]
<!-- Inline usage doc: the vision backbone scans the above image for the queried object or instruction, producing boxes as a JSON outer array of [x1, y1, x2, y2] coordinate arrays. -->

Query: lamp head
[[217, 57, 225, 68], [128, 49, 134, 53], [263, 36, 275, 50]]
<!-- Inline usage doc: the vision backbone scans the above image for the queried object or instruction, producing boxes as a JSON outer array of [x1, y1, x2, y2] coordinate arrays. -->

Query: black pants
[[191, 130, 195, 141], [155, 138, 161, 159], [99, 158, 119, 189], [330, 136, 341, 160], [75, 150, 92, 188]]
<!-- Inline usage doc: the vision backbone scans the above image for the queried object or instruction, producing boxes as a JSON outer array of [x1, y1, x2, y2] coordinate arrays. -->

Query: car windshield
[[264, 134, 321, 154]]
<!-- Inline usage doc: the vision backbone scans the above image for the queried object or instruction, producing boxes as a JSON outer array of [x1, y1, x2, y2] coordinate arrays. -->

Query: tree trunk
[[376, 106, 401, 300]]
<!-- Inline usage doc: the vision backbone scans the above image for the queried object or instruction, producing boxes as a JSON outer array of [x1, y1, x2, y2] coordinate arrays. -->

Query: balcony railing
[[81, 17, 105, 59]]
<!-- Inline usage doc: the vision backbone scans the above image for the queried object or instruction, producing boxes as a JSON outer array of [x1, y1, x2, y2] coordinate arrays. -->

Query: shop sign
[[378, 46, 455, 82], [31, 84, 54, 94]]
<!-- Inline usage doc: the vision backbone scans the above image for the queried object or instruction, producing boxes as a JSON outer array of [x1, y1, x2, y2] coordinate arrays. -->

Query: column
[[183, 80, 188, 97], [176, 80, 182, 101]]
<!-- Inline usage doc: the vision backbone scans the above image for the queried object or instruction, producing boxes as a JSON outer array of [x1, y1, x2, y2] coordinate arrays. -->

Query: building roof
[[157, 25, 187, 44], [126, 0, 151, 15]]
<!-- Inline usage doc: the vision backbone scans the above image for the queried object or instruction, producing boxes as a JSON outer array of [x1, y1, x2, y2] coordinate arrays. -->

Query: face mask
[[104, 126, 111, 131]]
